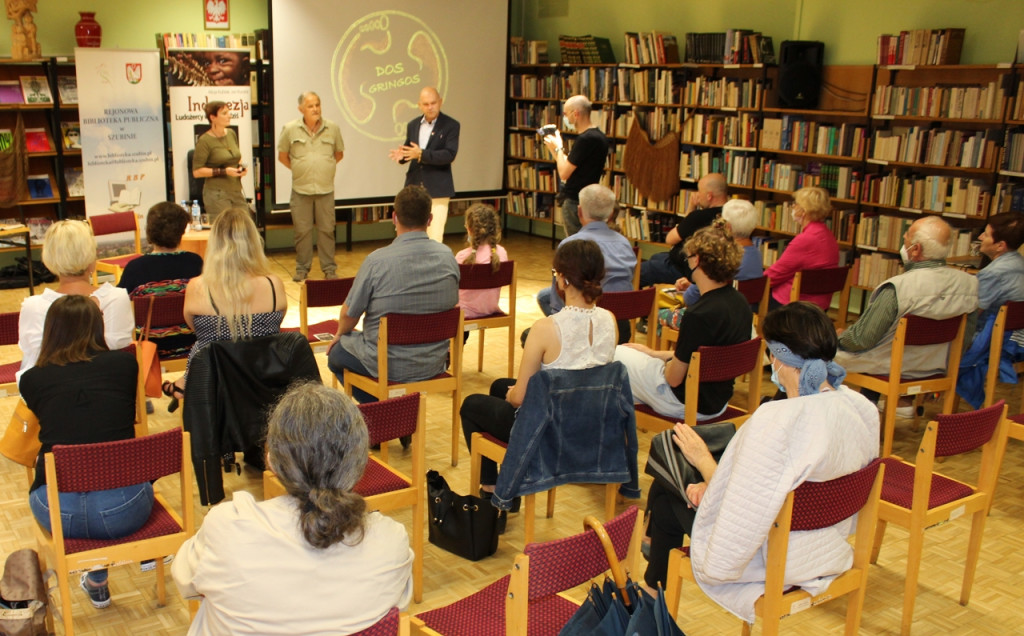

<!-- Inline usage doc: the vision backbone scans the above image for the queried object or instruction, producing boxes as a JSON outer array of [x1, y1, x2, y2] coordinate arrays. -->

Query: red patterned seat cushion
[[879, 457, 974, 510], [98, 254, 142, 269], [354, 460, 410, 497], [63, 501, 182, 555], [0, 360, 18, 384], [1010, 413, 1024, 425], [415, 574, 579, 636]]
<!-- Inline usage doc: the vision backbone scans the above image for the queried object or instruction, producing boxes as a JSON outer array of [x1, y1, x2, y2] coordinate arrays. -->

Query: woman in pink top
[[764, 186, 839, 310], [454, 203, 508, 318]]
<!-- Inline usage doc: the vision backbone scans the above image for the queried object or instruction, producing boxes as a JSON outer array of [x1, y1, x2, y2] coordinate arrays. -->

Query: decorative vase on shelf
[[75, 12, 102, 48]]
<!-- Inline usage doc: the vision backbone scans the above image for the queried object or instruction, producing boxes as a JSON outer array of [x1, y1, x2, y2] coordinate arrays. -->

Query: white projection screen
[[271, 0, 509, 206]]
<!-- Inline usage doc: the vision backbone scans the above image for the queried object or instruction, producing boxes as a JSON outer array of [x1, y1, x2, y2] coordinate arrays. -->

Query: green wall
[[514, 0, 1024, 65]]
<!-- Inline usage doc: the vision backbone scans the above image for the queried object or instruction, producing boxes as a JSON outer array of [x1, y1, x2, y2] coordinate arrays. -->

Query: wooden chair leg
[[604, 483, 617, 520], [900, 525, 926, 636], [882, 402, 898, 457], [156, 558, 167, 605], [476, 330, 485, 373], [546, 487, 556, 518], [506, 327, 514, 378], [961, 510, 988, 605], [58, 571, 74, 636], [469, 445, 482, 495], [524, 494, 537, 544], [412, 497, 424, 603], [870, 519, 887, 564], [451, 390, 460, 467]]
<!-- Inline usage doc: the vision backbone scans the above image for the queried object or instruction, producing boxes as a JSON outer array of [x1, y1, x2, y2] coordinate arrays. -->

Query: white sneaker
[[140, 555, 174, 572], [878, 401, 915, 418]]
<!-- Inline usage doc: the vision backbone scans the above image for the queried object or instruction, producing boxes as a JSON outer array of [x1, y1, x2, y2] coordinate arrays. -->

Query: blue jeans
[[640, 252, 683, 287], [536, 288, 556, 317], [30, 482, 154, 584], [327, 339, 378, 404]]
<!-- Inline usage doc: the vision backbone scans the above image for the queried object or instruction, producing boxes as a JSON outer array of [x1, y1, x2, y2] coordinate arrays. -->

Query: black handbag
[[427, 470, 502, 561], [644, 422, 736, 507]]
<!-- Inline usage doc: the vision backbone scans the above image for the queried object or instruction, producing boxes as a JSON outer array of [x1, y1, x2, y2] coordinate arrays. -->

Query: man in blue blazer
[[388, 87, 460, 242]]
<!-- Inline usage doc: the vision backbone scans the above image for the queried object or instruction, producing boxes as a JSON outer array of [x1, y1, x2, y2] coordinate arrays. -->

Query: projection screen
[[271, 0, 509, 206]]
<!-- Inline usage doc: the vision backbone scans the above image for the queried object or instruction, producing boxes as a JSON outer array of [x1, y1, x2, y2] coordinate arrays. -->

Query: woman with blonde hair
[[454, 203, 509, 319], [17, 220, 133, 385], [763, 186, 840, 310], [162, 208, 285, 410]]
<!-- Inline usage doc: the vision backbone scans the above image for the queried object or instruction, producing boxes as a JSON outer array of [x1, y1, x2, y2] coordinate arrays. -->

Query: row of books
[[860, 173, 991, 217], [679, 147, 755, 186], [155, 31, 269, 60], [1015, 81, 1024, 121], [685, 30, 774, 65], [563, 67, 616, 102], [0, 75, 76, 106], [857, 214, 974, 256], [507, 74, 567, 100], [851, 252, 904, 289], [557, 35, 615, 64], [506, 162, 556, 192], [680, 76, 762, 109], [618, 208, 677, 243], [1000, 128, 1024, 172], [508, 103, 559, 129], [872, 80, 1006, 120], [760, 118, 868, 159], [622, 32, 680, 65], [876, 28, 965, 66], [755, 160, 861, 201], [0, 122, 81, 153], [991, 182, 1024, 213], [870, 127, 999, 170], [505, 191, 555, 219], [681, 112, 758, 148], [617, 68, 677, 105], [509, 37, 549, 65], [507, 133, 550, 161], [607, 174, 685, 213]]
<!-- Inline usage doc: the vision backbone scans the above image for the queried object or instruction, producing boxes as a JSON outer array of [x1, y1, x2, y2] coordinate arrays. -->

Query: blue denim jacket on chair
[[492, 362, 640, 509]]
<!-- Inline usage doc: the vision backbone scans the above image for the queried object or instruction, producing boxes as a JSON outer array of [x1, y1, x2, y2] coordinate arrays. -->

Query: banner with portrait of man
[[166, 48, 253, 208]]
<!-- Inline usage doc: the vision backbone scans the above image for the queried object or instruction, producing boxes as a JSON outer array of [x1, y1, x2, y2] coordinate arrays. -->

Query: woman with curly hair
[[615, 223, 753, 420], [460, 239, 616, 495], [454, 202, 508, 319], [173, 382, 412, 634]]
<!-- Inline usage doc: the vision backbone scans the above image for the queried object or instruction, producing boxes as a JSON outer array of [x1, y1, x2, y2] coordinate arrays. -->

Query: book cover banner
[[74, 48, 166, 238], [166, 48, 254, 206]]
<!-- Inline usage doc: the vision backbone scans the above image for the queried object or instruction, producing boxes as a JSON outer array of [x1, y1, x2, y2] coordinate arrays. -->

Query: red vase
[[75, 12, 102, 48]]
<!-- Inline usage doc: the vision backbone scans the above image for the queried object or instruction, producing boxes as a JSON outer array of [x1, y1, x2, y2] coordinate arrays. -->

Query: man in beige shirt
[[278, 92, 345, 281]]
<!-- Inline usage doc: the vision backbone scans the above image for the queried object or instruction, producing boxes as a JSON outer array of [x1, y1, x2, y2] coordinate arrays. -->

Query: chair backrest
[[523, 506, 639, 600], [0, 311, 18, 346], [694, 337, 763, 383], [360, 392, 421, 447], [596, 287, 657, 322], [351, 607, 401, 636], [903, 314, 963, 347], [383, 307, 462, 346], [790, 458, 884, 531], [985, 301, 1024, 407], [89, 211, 138, 237], [50, 428, 183, 493], [303, 277, 354, 309], [794, 265, 849, 296], [933, 400, 1006, 458], [458, 260, 515, 290], [735, 275, 768, 306]]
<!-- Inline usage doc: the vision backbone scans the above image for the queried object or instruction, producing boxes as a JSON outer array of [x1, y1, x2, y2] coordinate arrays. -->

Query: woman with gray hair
[[173, 382, 413, 635]]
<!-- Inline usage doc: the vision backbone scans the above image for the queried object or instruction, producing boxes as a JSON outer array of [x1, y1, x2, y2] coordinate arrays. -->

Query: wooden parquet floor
[[0, 230, 1022, 634]]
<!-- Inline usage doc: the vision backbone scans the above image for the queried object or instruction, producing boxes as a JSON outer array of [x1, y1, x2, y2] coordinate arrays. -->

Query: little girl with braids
[[454, 203, 509, 319]]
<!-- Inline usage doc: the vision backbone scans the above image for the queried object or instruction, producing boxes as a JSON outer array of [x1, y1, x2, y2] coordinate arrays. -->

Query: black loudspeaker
[[778, 40, 824, 108]]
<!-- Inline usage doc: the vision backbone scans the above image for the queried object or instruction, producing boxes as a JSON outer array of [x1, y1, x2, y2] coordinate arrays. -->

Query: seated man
[[614, 224, 752, 420], [536, 183, 636, 342], [639, 173, 728, 288], [327, 185, 459, 405], [836, 216, 978, 411]]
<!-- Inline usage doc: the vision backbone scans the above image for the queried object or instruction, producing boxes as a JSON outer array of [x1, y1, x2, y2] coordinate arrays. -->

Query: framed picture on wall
[[204, 0, 229, 30]]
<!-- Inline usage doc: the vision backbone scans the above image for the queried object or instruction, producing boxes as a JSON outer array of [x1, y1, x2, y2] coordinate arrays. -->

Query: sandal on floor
[[161, 381, 184, 413]]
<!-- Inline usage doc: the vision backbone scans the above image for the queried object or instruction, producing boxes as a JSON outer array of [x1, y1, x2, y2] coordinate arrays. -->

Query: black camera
[[536, 124, 558, 137]]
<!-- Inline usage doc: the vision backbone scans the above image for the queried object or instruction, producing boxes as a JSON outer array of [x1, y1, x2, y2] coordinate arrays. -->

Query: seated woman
[[763, 186, 840, 311], [22, 295, 149, 610], [455, 202, 509, 321], [119, 201, 205, 359], [17, 220, 134, 386], [162, 207, 286, 411], [615, 224, 752, 421], [460, 239, 616, 496], [172, 382, 412, 635], [643, 302, 879, 624]]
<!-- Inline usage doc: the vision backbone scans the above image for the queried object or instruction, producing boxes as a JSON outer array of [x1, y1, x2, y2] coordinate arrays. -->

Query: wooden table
[[180, 229, 210, 260]]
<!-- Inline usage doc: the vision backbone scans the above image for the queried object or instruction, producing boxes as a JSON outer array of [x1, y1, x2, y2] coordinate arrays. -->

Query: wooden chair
[[281, 277, 354, 354], [352, 608, 410, 636], [664, 459, 885, 636], [88, 211, 142, 285], [410, 506, 643, 636], [265, 393, 427, 603], [635, 337, 765, 435], [844, 314, 967, 457], [459, 260, 517, 376], [790, 265, 852, 328], [132, 292, 192, 374], [0, 310, 21, 397], [659, 276, 770, 350], [33, 428, 195, 636], [596, 286, 657, 347], [980, 301, 1024, 410], [340, 308, 464, 466], [870, 401, 1009, 636]]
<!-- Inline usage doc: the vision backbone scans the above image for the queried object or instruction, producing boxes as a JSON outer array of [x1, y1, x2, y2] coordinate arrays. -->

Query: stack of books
[[876, 28, 965, 66]]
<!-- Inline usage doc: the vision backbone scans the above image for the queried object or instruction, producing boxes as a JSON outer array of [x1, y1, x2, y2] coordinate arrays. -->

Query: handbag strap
[[141, 296, 155, 341], [582, 515, 630, 607]]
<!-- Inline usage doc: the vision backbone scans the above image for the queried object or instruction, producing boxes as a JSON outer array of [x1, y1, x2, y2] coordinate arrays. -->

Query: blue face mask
[[770, 360, 786, 394]]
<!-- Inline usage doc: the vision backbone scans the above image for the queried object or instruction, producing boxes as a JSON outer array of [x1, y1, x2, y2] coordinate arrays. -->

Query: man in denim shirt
[[975, 212, 1024, 337]]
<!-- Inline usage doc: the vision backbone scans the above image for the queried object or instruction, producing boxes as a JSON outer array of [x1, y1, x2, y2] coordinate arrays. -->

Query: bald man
[[542, 94, 610, 236], [389, 87, 460, 242]]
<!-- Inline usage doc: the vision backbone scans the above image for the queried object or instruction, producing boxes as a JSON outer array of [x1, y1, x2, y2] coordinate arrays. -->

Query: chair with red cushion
[[843, 313, 967, 457], [597, 286, 658, 347], [871, 401, 1009, 636], [410, 506, 643, 636], [340, 308, 464, 466], [790, 265, 852, 327], [352, 607, 409, 636], [281, 277, 354, 354], [665, 459, 885, 636], [659, 276, 769, 350], [88, 211, 142, 285], [132, 291, 192, 373], [33, 428, 195, 636], [459, 260, 517, 376], [0, 310, 21, 397], [265, 393, 426, 602], [634, 337, 764, 435]]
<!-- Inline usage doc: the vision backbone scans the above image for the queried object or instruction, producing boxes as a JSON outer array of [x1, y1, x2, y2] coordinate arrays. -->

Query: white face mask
[[899, 244, 911, 265], [790, 208, 803, 224], [562, 113, 574, 132], [770, 359, 786, 394]]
